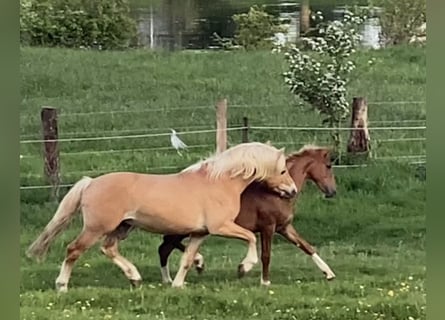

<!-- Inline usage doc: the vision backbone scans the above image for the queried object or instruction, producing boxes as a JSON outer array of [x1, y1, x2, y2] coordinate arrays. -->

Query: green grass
[[19, 45, 426, 189], [20, 45, 425, 319]]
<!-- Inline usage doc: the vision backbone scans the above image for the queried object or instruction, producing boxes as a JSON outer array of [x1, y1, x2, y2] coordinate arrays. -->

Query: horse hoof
[[196, 264, 205, 274], [130, 279, 143, 288], [260, 279, 271, 286], [237, 264, 246, 278], [56, 282, 68, 293], [324, 272, 336, 281], [171, 282, 185, 289]]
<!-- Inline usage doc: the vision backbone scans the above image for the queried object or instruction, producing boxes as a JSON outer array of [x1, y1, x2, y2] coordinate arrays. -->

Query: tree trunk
[[300, 0, 310, 35]]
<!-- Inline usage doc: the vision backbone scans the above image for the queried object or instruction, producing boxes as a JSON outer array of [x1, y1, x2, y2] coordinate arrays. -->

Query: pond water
[[129, 0, 382, 50]]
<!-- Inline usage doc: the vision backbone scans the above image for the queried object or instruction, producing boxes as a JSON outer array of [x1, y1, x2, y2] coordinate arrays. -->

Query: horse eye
[[326, 164, 332, 169], [281, 170, 286, 175]]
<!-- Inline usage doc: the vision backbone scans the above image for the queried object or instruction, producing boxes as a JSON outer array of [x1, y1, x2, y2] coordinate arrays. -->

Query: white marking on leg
[[260, 277, 271, 286], [112, 256, 142, 282], [55, 260, 72, 292], [312, 253, 336, 279], [194, 253, 204, 268], [161, 264, 173, 283], [172, 252, 192, 288], [240, 241, 258, 273], [172, 236, 206, 288], [101, 244, 142, 283]]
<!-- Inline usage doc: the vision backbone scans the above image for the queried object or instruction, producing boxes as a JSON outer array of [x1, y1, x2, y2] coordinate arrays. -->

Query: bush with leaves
[[20, 0, 137, 50], [374, 0, 426, 45], [278, 9, 368, 156], [232, 5, 286, 50]]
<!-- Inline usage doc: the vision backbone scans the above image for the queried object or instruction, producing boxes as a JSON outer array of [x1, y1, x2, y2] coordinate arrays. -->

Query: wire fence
[[19, 100, 426, 119], [249, 125, 426, 131], [19, 99, 427, 191], [19, 125, 426, 145], [19, 127, 246, 144], [19, 125, 214, 139], [20, 144, 214, 159], [19, 120, 426, 140]]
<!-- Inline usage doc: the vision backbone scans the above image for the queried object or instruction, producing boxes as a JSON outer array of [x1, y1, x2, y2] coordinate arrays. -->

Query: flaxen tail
[[26, 176, 93, 261]]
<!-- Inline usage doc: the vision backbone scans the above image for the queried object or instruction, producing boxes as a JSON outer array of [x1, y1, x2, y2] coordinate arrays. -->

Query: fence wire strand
[[20, 127, 246, 144], [19, 100, 426, 119]]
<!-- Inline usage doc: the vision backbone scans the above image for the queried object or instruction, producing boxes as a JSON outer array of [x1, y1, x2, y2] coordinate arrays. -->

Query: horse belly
[[125, 205, 206, 235]]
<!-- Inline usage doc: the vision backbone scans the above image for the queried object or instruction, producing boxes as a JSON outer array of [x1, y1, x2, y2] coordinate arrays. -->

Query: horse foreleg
[[209, 221, 258, 278], [259, 226, 274, 286], [278, 224, 336, 280], [171, 234, 207, 288]]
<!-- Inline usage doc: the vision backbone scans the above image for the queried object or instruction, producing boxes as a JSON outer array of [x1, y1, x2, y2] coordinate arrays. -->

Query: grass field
[[20, 45, 426, 320]]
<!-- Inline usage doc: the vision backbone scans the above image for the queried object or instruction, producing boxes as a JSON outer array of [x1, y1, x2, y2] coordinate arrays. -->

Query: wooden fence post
[[41, 107, 60, 201], [215, 98, 228, 153], [242, 116, 249, 143], [347, 97, 371, 155], [300, 0, 310, 35]]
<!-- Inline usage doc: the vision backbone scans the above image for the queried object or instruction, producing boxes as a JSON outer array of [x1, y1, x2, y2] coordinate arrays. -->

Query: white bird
[[170, 129, 188, 156]]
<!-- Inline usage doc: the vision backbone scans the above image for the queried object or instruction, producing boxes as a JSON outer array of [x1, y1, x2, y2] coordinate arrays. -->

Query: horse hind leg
[[159, 235, 205, 284], [171, 234, 208, 288], [55, 229, 103, 293], [101, 224, 142, 287], [158, 235, 204, 283], [158, 235, 178, 283], [259, 226, 274, 286]]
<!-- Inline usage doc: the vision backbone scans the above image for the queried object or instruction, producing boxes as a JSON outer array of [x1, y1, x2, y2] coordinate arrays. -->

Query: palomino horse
[[158, 145, 337, 285], [26, 142, 297, 291]]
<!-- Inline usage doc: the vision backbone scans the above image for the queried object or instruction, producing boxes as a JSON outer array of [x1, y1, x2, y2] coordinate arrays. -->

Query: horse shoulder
[[235, 192, 259, 230]]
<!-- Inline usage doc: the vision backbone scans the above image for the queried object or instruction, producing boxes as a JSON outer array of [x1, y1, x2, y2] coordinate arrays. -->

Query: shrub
[[232, 5, 287, 50], [20, 0, 137, 49], [374, 0, 426, 45], [278, 8, 368, 157]]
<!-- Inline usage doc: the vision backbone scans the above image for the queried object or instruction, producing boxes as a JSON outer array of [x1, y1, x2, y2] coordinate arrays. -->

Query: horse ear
[[278, 147, 285, 157], [265, 140, 271, 145]]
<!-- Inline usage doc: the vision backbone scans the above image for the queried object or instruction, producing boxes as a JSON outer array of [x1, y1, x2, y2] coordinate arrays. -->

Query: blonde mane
[[182, 142, 284, 181]]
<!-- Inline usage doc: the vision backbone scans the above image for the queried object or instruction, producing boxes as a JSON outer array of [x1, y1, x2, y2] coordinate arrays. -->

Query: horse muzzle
[[324, 187, 337, 198], [275, 184, 298, 199]]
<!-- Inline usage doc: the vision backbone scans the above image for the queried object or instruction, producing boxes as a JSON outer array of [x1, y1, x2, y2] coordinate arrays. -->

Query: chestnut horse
[[158, 145, 337, 285], [26, 142, 297, 291]]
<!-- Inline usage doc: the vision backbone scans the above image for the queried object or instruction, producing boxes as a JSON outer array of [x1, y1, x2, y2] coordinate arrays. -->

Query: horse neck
[[287, 156, 313, 191], [231, 175, 257, 194], [211, 173, 254, 195]]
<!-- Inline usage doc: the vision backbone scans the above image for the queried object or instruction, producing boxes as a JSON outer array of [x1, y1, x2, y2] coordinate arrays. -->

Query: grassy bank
[[20, 45, 425, 320]]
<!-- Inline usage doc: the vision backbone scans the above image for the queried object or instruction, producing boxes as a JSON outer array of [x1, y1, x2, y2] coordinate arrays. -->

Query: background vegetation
[[20, 0, 136, 49], [20, 45, 425, 319]]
